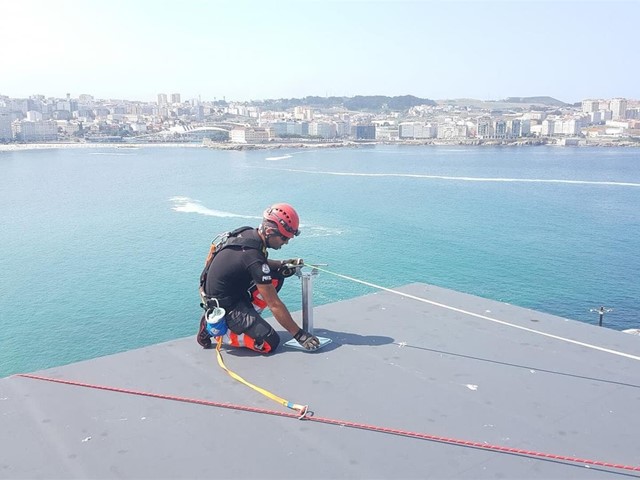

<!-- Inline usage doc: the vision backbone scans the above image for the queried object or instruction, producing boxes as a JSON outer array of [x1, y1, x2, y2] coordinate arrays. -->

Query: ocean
[[1, 144, 639, 378]]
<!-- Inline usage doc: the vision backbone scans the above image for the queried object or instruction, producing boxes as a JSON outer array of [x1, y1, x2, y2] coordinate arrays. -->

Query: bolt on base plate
[[284, 337, 332, 351]]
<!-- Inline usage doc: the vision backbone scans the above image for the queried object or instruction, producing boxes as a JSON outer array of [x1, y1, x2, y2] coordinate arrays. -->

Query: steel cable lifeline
[[14, 373, 640, 474], [212, 336, 310, 418], [310, 266, 640, 362]]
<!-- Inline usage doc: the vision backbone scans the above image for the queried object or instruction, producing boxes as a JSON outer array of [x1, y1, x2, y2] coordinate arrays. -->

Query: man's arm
[[267, 259, 282, 271], [267, 258, 303, 270], [256, 281, 320, 350], [255, 282, 299, 335]]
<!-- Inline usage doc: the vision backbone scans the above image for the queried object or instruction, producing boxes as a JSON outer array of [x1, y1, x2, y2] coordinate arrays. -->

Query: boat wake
[[89, 152, 135, 156], [267, 168, 640, 187], [169, 197, 261, 219], [169, 196, 343, 237], [265, 149, 320, 161]]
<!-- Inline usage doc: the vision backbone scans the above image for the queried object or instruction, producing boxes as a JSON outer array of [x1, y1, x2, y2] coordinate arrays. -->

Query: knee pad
[[262, 329, 280, 353]]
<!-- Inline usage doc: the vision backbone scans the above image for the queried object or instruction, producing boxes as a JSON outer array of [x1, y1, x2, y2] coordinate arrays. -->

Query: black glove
[[280, 258, 304, 278], [281, 258, 304, 267], [294, 328, 320, 350]]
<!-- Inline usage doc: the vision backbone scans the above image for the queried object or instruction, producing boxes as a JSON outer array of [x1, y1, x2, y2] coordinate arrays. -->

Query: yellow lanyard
[[214, 337, 311, 418]]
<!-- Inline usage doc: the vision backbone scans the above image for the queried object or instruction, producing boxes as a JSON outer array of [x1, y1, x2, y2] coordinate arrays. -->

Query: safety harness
[[198, 226, 266, 312]]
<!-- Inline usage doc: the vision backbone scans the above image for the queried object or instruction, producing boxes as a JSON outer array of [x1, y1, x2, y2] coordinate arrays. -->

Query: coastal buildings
[[0, 93, 638, 145]]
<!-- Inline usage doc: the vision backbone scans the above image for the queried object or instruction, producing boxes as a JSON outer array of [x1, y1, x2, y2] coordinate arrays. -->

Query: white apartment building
[[541, 119, 555, 136], [606, 120, 630, 131], [476, 117, 493, 138], [0, 114, 12, 140], [294, 107, 313, 121], [26, 111, 43, 122], [375, 125, 399, 141], [130, 123, 148, 133], [556, 118, 581, 135], [540, 118, 581, 136], [507, 119, 522, 137], [399, 122, 436, 139], [437, 123, 467, 139], [13, 120, 58, 141], [524, 111, 547, 122], [494, 120, 507, 138], [530, 124, 543, 136], [590, 110, 613, 123], [226, 104, 260, 117], [599, 100, 611, 111], [582, 100, 599, 113], [335, 121, 350, 137], [589, 111, 604, 124], [229, 127, 269, 143], [308, 122, 336, 139], [610, 98, 627, 120], [57, 120, 81, 135]]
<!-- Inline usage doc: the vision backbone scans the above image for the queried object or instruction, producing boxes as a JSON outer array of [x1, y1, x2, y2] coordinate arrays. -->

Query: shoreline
[[1, 138, 638, 152], [0, 142, 205, 152]]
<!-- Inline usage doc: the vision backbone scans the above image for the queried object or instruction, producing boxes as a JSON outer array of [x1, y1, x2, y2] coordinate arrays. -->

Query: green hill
[[257, 95, 436, 111], [502, 96, 568, 106]]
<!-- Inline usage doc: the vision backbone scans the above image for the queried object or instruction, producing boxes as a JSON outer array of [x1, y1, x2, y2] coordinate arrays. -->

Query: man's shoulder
[[233, 227, 259, 240], [233, 228, 264, 249]]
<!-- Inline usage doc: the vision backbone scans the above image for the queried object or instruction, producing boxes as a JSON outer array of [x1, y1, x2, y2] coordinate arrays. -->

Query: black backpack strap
[[218, 226, 264, 253], [221, 236, 263, 251], [229, 226, 254, 236]]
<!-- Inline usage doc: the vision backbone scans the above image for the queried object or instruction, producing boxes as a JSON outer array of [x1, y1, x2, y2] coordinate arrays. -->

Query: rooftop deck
[[2, 283, 639, 479]]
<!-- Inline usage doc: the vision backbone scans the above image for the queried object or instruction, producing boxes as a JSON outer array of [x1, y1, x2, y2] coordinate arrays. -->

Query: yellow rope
[[214, 336, 309, 416]]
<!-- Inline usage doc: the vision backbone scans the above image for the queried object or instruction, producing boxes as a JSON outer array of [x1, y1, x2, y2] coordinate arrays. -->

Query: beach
[[1, 137, 638, 153]]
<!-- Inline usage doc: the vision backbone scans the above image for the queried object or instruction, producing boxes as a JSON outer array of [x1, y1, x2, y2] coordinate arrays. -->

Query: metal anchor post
[[590, 306, 613, 327], [301, 267, 315, 332], [284, 266, 332, 351]]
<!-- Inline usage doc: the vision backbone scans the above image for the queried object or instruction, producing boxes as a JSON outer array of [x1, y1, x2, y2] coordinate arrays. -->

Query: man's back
[[204, 228, 268, 308]]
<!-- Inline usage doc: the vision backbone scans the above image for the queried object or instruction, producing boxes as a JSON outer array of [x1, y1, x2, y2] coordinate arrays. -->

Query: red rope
[[15, 373, 640, 473]]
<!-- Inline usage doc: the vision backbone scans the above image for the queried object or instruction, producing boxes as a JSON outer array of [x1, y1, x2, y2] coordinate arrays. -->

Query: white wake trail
[[169, 196, 343, 237], [270, 168, 640, 187], [169, 197, 261, 219]]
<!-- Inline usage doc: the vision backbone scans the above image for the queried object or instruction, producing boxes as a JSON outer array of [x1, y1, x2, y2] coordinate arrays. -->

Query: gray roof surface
[[2, 283, 639, 479]]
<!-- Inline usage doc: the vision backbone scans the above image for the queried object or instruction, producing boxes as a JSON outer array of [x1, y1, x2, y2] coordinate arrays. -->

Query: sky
[[0, 0, 638, 103]]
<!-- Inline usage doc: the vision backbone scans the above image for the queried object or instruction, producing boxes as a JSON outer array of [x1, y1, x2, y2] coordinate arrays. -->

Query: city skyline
[[1, 0, 638, 103]]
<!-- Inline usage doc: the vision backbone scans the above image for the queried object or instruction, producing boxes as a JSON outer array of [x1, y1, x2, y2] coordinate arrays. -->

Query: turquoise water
[[1, 145, 639, 377]]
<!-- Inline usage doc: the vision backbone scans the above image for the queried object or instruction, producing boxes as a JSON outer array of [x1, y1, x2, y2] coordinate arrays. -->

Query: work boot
[[197, 317, 212, 349]]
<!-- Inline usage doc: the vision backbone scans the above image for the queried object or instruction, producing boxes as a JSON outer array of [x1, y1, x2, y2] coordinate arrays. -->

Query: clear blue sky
[[1, 0, 637, 103]]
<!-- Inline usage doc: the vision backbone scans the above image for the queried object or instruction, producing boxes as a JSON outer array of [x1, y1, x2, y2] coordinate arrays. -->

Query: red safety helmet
[[263, 203, 300, 239]]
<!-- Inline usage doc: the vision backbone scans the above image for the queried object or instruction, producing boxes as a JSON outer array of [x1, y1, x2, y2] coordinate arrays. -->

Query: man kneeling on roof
[[197, 203, 320, 353]]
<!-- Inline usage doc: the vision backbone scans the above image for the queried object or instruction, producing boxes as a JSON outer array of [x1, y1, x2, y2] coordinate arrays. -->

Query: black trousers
[[224, 300, 281, 353]]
